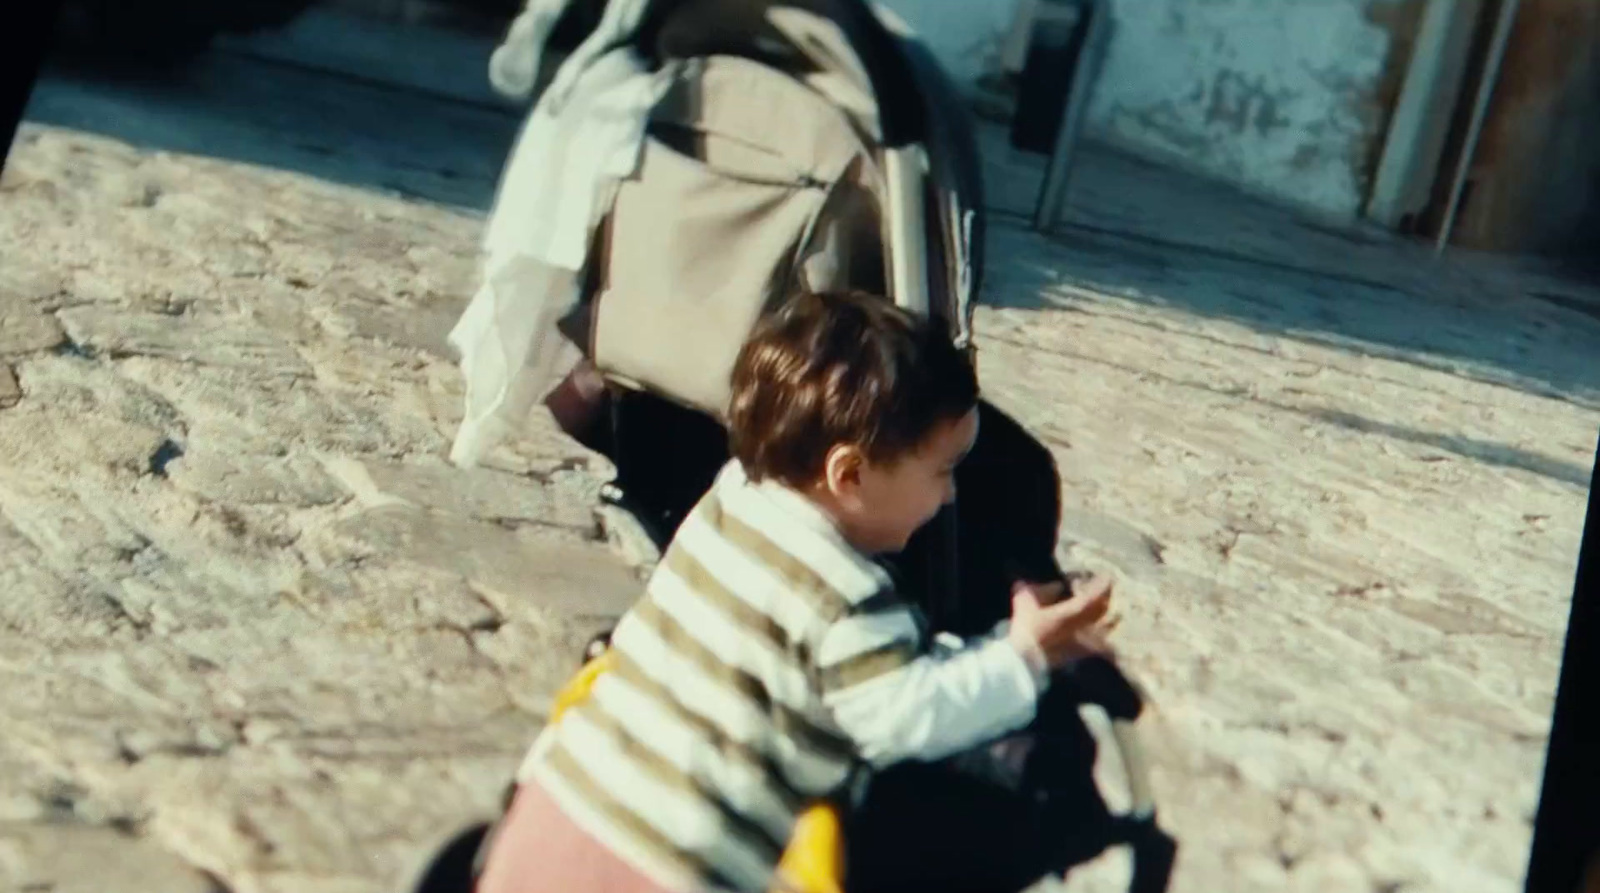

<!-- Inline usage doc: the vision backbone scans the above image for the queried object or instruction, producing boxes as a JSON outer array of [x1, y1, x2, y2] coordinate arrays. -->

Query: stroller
[[427, 1, 1175, 890]]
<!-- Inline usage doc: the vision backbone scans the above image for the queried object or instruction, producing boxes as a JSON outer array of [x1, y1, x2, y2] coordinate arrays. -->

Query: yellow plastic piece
[[772, 802, 847, 893], [550, 648, 847, 893], [550, 649, 618, 724]]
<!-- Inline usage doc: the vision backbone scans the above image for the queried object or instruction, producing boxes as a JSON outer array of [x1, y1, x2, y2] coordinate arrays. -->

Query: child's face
[[822, 408, 980, 554]]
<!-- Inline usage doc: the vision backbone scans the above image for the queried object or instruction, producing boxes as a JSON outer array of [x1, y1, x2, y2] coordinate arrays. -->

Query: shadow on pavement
[[984, 213, 1600, 418], [24, 48, 521, 211]]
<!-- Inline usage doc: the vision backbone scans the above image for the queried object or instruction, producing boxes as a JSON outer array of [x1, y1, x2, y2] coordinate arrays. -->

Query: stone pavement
[[3, 15, 1599, 893]]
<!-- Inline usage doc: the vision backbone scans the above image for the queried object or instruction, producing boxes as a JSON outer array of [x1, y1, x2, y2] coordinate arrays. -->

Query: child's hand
[[1008, 570, 1100, 607], [1013, 577, 1068, 605], [1008, 573, 1119, 669]]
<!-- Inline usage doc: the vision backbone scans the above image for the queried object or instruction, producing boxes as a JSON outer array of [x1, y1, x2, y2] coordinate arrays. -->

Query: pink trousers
[[475, 780, 682, 893]]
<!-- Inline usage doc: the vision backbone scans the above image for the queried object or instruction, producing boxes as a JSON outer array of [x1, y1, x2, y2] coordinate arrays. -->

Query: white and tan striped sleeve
[[813, 596, 1044, 767]]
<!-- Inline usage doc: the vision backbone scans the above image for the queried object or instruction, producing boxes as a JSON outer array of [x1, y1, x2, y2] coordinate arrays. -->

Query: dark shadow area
[[147, 438, 186, 478], [23, 45, 522, 211], [1304, 408, 1593, 489], [981, 325, 1595, 489], [982, 214, 1600, 416], [1531, 288, 1600, 326], [1523, 435, 1600, 893], [406, 821, 491, 893]]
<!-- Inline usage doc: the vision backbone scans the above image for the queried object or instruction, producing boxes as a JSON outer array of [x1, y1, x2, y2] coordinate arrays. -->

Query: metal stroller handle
[[1058, 654, 1157, 817], [884, 146, 931, 319], [1112, 717, 1157, 823]]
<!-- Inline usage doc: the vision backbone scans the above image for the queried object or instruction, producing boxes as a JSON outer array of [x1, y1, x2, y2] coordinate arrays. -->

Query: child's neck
[[744, 467, 878, 555], [797, 484, 878, 556]]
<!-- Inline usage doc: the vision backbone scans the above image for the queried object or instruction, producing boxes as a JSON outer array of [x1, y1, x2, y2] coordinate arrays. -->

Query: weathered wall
[[880, 0, 1421, 221], [1079, 0, 1417, 220]]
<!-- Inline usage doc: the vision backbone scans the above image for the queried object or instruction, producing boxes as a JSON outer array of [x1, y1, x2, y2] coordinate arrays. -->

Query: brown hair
[[727, 291, 978, 487]]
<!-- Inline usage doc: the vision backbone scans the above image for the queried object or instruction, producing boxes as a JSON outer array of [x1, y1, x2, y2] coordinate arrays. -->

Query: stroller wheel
[[404, 822, 492, 893], [596, 483, 668, 576], [582, 630, 613, 666]]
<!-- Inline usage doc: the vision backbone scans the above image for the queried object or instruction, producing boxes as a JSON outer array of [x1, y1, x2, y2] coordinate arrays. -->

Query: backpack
[[579, 51, 888, 418]]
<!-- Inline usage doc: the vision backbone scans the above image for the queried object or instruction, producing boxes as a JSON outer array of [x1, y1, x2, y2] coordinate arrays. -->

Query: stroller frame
[[580, 0, 992, 634]]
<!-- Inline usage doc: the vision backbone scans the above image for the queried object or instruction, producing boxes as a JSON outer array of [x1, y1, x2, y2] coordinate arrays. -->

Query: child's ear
[[822, 444, 867, 503]]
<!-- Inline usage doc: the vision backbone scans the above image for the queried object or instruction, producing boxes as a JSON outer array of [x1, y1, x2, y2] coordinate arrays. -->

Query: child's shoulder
[[683, 461, 890, 613]]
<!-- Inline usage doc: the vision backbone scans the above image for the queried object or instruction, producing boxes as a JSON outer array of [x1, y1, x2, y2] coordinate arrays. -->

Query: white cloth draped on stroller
[[448, 0, 663, 466]]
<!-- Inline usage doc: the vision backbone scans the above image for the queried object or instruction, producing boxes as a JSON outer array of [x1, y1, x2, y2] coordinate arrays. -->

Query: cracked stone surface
[[59, 306, 316, 378], [0, 310, 66, 356], [0, 115, 630, 893], [0, 365, 19, 408], [5, 36, 1600, 893], [1, 821, 227, 893]]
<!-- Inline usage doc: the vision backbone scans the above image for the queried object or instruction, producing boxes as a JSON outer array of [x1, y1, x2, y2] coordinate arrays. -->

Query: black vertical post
[[1524, 435, 1600, 893], [1, 2, 59, 163], [1009, 0, 1090, 155], [1005, 0, 1114, 233]]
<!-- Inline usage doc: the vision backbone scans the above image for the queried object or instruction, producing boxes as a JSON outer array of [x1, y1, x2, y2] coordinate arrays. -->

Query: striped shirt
[[516, 460, 1046, 893]]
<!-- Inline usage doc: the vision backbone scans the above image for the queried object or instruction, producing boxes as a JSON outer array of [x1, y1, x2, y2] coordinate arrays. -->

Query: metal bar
[[1111, 717, 1157, 822], [884, 145, 932, 317], [1033, 0, 1113, 233], [882, 140, 950, 625], [1435, 0, 1522, 254]]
